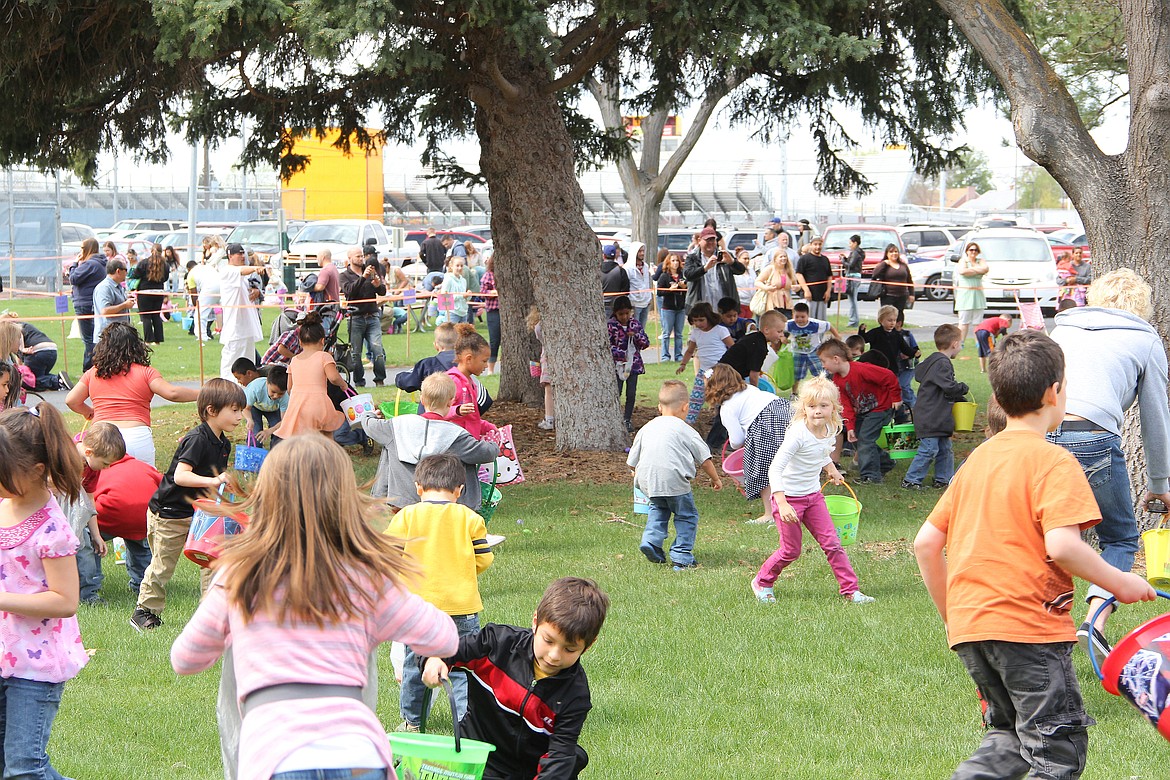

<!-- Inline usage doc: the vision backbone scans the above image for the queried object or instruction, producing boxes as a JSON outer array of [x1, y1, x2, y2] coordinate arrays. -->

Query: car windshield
[[229, 225, 281, 247], [822, 230, 899, 252], [974, 237, 1052, 262], [294, 224, 360, 244]]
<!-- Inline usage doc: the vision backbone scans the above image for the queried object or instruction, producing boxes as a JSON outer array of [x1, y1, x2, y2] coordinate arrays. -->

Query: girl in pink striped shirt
[[171, 434, 459, 780]]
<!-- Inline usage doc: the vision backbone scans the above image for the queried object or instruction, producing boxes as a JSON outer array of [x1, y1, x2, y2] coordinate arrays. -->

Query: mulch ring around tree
[[495, 401, 719, 485]]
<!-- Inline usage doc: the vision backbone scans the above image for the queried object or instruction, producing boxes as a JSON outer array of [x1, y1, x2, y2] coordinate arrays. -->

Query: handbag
[[862, 281, 884, 301], [615, 332, 635, 381], [749, 288, 769, 317], [477, 424, 525, 485]]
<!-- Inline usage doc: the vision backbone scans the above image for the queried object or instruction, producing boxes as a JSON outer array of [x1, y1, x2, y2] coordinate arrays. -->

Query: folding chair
[[1014, 290, 1047, 332]]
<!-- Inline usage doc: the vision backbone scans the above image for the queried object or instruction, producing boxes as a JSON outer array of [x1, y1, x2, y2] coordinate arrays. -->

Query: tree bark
[[935, 0, 1170, 523], [472, 50, 628, 450]]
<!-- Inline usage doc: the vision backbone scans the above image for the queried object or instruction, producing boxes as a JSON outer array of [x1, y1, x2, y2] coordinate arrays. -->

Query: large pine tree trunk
[[471, 51, 627, 451], [935, 0, 1170, 524], [628, 184, 665, 258]]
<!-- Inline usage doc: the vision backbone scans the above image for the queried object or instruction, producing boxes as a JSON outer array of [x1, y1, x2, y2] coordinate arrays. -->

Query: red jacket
[[82, 455, 163, 539], [830, 361, 901, 432]]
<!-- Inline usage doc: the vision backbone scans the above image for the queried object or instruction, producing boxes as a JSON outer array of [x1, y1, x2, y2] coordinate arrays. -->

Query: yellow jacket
[[386, 500, 492, 615]]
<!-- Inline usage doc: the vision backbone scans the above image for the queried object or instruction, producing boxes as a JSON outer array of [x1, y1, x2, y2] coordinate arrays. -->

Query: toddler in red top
[[79, 422, 161, 596], [816, 339, 902, 483]]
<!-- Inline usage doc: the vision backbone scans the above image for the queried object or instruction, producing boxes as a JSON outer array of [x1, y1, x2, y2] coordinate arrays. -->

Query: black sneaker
[[1077, 621, 1111, 661], [57, 371, 72, 391], [901, 480, 923, 491], [639, 542, 666, 564], [624, 419, 635, 433], [362, 437, 376, 456], [130, 608, 163, 632], [932, 480, 950, 489]]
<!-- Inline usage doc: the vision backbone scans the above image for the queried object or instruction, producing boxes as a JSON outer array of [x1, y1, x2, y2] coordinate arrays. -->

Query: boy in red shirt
[[79, 422, 162, 595], [816, 338, 901, 483], [914, 330, 1154, 778], [974, 313, 1013, 374]]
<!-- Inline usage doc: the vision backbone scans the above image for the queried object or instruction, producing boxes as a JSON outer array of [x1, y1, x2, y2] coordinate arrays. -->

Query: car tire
[[926, 274, 950, 302]]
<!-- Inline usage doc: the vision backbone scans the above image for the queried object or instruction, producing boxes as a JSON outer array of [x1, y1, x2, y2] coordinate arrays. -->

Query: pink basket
[[722, 448, 745, 486]]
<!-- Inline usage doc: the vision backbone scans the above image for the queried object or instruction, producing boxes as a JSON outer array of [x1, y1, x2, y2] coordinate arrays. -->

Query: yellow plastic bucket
[[1143, 527, 1170, 589], [952, 395, 977, 432], [822, 481, 862, 546]]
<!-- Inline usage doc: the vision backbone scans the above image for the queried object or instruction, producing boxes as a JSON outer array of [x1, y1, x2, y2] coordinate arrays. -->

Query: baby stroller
[[325, 306, 355, 385]]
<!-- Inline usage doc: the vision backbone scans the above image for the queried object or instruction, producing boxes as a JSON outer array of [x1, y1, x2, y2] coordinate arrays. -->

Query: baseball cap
[[603, 244, 617, 258], [699, 226, 718, 240], [227, 243, 245, 255], [769, 217, 782, 224]]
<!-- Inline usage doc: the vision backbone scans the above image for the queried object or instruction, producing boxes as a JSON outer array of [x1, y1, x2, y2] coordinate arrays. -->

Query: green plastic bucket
[[879, 422, 919, 460], [822, 481, 862, 546], [393, 677, 495, 779], [480, 481, 502, 522], [388, 732, 495, 780]]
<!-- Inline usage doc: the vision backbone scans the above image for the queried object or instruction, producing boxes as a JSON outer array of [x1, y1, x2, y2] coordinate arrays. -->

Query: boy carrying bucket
[[422, 577, 608, 780], [902, 324, 968, 490], [914, 330, 1154, 779]]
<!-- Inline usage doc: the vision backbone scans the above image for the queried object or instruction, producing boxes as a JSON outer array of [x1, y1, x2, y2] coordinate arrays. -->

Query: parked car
[[60, 223, 97, 283], [820, 224, 906, 278], [946, 228, 1060, 315], [655, 228, 697, 259], [1046, 232, 1092, 261], [285, 219, 396, 277], [455, 224, 492, 241], [226, 220, 306, 266], [94, 219, 184, 240], [897, 225, 971, 254]]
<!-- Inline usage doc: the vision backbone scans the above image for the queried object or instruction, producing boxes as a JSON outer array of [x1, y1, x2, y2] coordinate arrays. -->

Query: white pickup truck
[[282, 219, 403, 277]]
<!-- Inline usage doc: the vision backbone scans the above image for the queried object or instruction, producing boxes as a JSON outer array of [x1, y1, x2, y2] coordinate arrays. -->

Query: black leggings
[[138, 292, 168, 343], [617, 373, 638, 422]]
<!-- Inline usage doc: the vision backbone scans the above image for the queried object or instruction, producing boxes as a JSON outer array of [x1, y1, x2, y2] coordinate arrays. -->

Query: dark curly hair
[[92, 322, 152, 379]]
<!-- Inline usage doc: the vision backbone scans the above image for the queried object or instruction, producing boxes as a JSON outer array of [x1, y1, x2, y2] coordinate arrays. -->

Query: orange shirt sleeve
[[1034, 452, 1101, 534]]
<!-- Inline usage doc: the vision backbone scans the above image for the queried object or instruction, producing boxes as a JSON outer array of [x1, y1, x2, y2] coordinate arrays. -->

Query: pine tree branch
[[544, 28, 625, 94]]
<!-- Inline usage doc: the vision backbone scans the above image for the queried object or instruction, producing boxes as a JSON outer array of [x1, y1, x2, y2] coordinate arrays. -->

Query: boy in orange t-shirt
[[914, 329, 1154, 779]]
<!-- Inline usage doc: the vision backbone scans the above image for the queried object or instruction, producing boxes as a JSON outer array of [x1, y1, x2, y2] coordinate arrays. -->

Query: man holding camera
[[683, 226, 746, 313], [340, 245, 388, 387]]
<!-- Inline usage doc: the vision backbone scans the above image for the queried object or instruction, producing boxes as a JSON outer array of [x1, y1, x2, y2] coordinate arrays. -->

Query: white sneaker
[[745, 514, 771, 525], [537, 418, 555, 430], [850, 591, 876, 604], [486, 534, 506, 548]]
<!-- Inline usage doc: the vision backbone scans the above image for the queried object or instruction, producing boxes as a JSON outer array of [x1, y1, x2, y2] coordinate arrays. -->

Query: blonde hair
[[792, 375, 843, 436], [658, 380, 689, 410], [526, 305, 542, 331], [704, 364, 747, 407], [420, 372, 456, 411], [1087, 269, 1153, 321], [433, 322, 458, 350], [759, 310, 786, 330], [210, 434, 418, 627], [0, 321, 20, 359], [876, 304, 898, 323], [83, 421, 127, 460]]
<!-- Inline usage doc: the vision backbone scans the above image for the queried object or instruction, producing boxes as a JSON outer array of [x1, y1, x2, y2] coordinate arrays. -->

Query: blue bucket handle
[[1087, 589, 1170, 680]]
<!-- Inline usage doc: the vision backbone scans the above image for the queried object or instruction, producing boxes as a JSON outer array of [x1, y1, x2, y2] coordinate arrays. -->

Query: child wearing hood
[[624, 241, 653, 328]]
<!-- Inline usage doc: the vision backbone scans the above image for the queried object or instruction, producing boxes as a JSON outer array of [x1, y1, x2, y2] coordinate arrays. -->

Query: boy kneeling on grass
[[914, 329, 1155, 779], [423, 577, 608, 780]]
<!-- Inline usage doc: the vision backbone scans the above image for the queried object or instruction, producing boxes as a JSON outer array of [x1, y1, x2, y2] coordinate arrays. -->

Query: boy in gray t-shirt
[[628, 380, 722, 570]]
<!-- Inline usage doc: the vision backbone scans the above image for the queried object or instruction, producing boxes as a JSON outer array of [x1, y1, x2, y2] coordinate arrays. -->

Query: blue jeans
[[400, 614, 479, 727], [77, 311, 95, 372], [111, 535, 152, 594], [846, 279, 861, 325], [857, 409, 895, 482], [641, 492, 699, 566], [905, 436, 953, 486], [23, 350, 60, 391], [1047, 427, 1138, 603], [348, 314, 386, 385], [0, 676, 67, 780], [634, 306, 649, 329], [272, 770, 386, 780], [660, 309, 685, 360], [332, 418, 368, 447], [76, 527, 103, 603], [251, 408, 282, 433]]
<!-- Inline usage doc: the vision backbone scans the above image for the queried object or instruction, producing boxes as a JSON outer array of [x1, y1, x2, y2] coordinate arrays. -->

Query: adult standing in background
[[69, 237, 106, 371], [653, 250, 687, 362], [478, 255, 501, 375], [419, 228, 447, 274], [869, 243, 914, 315], [841, 234, 865, 327], [794, 237, 832, 320], [796, 219, 814, 250], [953, 242, 988, 344], [218, 243, 268, 381], [684, 226, 745, 312], [340, 246, 388, 387], [66, 322, 199, 466], [312, 248, 341, 331], [1047, 269, 1170, 657], [93, 258, 135, 344], [135, 244, 170, 345], [600, 244, 629, 318], [625, 242, 653, 328]]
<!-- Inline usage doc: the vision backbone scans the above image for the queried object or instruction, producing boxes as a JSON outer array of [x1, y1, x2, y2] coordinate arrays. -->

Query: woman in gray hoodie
[[1048, 269, 1170, 657]]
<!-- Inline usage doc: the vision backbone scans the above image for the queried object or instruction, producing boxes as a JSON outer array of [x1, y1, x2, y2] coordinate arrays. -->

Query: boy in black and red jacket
[[817, 338, 902, 484], [423, 577, 609, 780]]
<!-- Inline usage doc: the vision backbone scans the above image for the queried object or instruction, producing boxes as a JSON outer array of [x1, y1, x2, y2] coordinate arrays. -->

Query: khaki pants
[[137, 510, 212, 615]]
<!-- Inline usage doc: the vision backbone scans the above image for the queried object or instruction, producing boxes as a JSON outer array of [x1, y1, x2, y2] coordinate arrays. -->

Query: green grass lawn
[[21, 313, 1165, 779]]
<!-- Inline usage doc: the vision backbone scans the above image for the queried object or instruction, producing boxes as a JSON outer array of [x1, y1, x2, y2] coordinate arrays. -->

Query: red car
[[820, 224, 907, 278]]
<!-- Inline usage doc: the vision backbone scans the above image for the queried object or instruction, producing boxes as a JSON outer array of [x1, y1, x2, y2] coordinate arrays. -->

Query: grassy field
[[10, 301, 1164, 779]]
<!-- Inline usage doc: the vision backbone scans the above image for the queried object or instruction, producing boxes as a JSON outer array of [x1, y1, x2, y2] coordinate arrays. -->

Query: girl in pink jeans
[[751, 376, 876, 604]]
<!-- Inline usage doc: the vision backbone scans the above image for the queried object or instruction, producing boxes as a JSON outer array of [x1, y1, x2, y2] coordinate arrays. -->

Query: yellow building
[[280, 129, 384, 220]]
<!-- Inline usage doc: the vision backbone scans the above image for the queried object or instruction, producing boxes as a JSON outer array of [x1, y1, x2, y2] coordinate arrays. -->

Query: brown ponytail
[[0, 404, 83, 501], [453, 322, 488, 357]]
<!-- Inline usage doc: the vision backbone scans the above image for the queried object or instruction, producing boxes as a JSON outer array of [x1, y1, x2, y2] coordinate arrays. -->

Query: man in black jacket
[[419, 228, 448, 273], [600, 244, 629, 318], [683, 226, 745, 313], [339, 246, 387, 387]]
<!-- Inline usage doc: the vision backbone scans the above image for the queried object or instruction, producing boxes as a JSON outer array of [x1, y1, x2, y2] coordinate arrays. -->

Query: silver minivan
[[949, 228, 1059, 315]]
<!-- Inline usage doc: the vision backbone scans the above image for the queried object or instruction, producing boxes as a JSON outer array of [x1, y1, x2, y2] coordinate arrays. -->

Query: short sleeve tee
[[786, 319, 831, 356], [690, 325, 731, 370], [718, 332, 769, 377], [927, 430, 1101, 646], [316, 262, 340, 304], [796, 253, 832, 299], [83, 364, 163, 427], [245, 376, 289, 414], [149, 423, 231, 519], [627, 415, 712, 497]]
